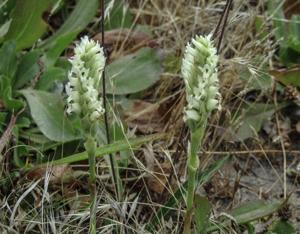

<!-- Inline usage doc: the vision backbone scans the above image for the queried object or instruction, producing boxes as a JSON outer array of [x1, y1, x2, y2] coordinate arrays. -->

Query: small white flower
[[181, 34, 221, 127], [65, 36, 106, 122]]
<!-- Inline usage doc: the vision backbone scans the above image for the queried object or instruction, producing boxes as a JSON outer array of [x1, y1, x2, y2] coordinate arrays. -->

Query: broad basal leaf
[[20, 89, 79, 142], [106, 48, 162, 94], [224, 102, 286, 142]]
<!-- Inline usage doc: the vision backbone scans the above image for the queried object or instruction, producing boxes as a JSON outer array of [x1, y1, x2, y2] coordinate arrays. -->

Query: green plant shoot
[[65, 36, 106, 234], [181, 34, 220, 234]]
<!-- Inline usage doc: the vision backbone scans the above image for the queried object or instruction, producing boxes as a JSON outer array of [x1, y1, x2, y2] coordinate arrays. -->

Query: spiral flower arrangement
[[66, 36, 106, 122], [181, 34, 220, 234]]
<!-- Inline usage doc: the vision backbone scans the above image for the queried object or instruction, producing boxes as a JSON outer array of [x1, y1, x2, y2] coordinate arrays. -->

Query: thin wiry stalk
[[100, 0, 122, 201], [216, 0, 233, 52], [212, 0, 233, 52], [212, 0, 231, 38]]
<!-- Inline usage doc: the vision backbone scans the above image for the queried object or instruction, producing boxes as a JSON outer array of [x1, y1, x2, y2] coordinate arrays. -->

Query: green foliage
[[35, 67, 66, 91], [41, 0, 99, 67], [208, 199, 288, 232], [148, 156, 230, 231], [39, 133, 164, 166], [230, 200, 284, 224], [225, 102, 287, 141], [268, 0, 300, 65], [106, 48, 162, 94], [267, 220, 296, 234], [4, 0, 51, 50], [105, 0, 133, 30], [272, 67, 300, 88], [0, 41, 23, 111], [20, 89, 79, 142], [14, 50, 41, 89], [239, 67, 273, 91], [194, 195, 212, 234], [0, 40, 17, 78]]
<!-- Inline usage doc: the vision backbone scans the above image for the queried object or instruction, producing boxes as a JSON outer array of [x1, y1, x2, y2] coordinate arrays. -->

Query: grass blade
[[39, 133, 165, 166]]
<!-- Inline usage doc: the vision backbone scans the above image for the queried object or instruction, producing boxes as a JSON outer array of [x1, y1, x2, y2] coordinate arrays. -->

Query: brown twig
[[0, 108, 24, 154]]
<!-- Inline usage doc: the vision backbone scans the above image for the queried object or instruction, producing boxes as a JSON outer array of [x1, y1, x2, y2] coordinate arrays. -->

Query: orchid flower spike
[[181, 34, 221, 129], [65, 36, 106, 122]]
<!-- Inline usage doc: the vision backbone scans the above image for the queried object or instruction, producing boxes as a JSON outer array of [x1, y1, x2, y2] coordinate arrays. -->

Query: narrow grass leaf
[[207, 199, 288, 232], [40, 133, 165, 166], [40, 0, 99, 66]]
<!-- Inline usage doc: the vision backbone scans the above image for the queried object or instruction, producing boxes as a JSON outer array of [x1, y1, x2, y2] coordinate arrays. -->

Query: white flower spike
[[181, 34, 220, 128], [66, 36, 106, 122]]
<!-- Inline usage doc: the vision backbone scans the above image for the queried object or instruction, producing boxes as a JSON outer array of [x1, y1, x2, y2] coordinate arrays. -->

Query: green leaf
[[267, 0, 286, 43], [239, 67, 273, 91], [147, 155, 229, 231], [267, 1, 300, 65], [38, 133, 164, 166], [20, 130, 53, 144], [0, 41, 17, 78], [106, 48, 162, 94], [16, 116, 31, 128], [105, 0, 133, 30], [225, 103, 287, 141], [20, 89, 78, 142], [194, 195, 212, 234], [272, 67, 300, 88], [230, 200, 284, 224], [0, 19, 11, 40], [0, 111, 8, 132], [42, 31, 78, 67], [14, 50, 41, 89], [36, 67, 67, 91], [287, 15, 300, 55], [4, 0, 51, 50], [268, 220, 296, 234], [41, 0, 99, 66], [0, 1, 16, 42], [287, 35, 300, 54], [0, 75, 23, 111], [290, 15, 300, 36], [243, 223, 255, 234], [12, 126, 27, 168], [207, 199, 287, 232]]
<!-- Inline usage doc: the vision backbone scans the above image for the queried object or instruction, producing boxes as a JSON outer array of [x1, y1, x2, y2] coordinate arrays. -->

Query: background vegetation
[[0, 0, 299, 233]]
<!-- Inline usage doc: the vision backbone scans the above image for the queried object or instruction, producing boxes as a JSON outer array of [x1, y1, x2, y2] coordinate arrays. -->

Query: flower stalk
[[181, 34, 220, 234], [65, 36, 106, 234]]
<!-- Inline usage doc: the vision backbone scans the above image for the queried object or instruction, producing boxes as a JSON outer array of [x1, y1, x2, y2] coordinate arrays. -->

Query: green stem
[[85, 136, 97, 234], [183, 123, 206, 234]]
